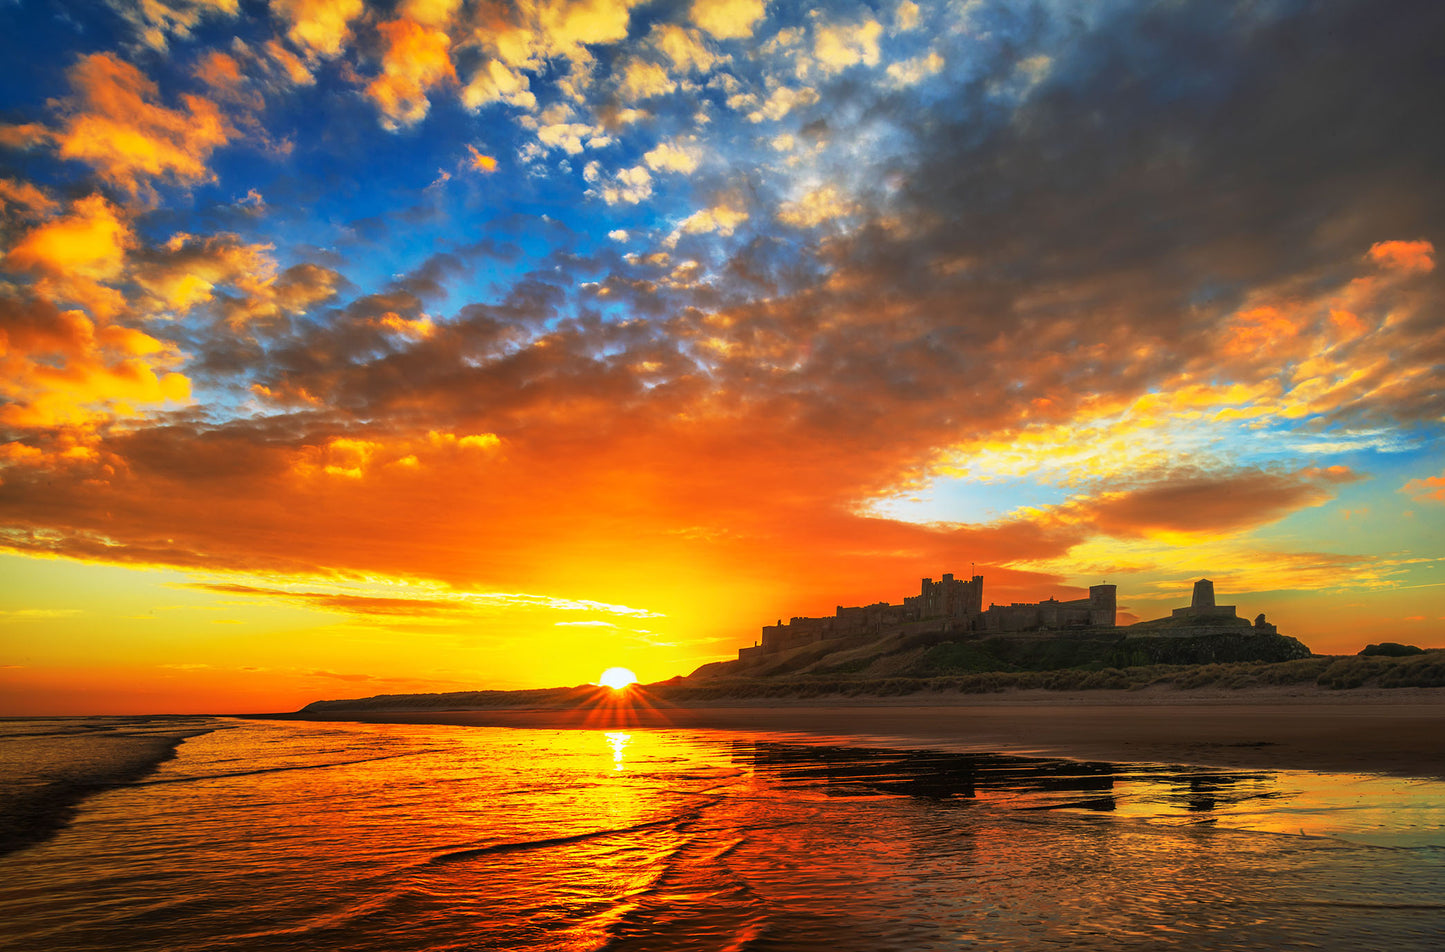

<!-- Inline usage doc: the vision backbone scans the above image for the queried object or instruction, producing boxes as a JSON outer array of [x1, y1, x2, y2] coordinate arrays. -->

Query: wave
[[0, 718, 217, 857], [133, 750, 426, 786], [425, 813, 701, 867]]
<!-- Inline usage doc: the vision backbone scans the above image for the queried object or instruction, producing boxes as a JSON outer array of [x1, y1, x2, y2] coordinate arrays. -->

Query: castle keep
[[737, 574, 1280, 662], [740, 574, 1117, 659]]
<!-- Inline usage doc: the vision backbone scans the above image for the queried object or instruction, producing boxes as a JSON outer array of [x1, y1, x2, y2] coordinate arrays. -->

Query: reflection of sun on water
[[605, 732, 631, 771], [599, 667, 637, 690]]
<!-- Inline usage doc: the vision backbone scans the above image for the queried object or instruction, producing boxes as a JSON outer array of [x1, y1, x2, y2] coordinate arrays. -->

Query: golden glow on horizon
[[599, 667, 638, 690], [0, 2, 1441, 718]]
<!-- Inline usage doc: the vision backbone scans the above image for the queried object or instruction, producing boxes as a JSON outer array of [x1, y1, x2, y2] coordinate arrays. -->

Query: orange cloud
[[466, 145, 498, 172], [366, 18, 458, 129], [5, 194, 129, 279], [1402, 473, 1445, 503], [0, 122, 54, 150], [192, 49, 252, 103], [1367, 239, 1435, 274], [0, 178, 60, 217], [4, 194, 132, 318], [273, 0, 365, 58], [0, 293, 191, 429], [1062, 467, 1365, 542], [1220, 305, 1303, 358], [48, 54, 232, 202], [400, 0, 463, 29], [132, 232, 278, 316]]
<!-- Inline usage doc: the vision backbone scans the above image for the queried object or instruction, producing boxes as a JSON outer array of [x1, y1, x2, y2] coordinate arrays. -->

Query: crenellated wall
[[748, 573, 1114, 658]]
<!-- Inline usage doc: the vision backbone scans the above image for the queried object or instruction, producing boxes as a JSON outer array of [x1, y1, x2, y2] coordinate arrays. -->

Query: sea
[[1, 715, 1443, 951]]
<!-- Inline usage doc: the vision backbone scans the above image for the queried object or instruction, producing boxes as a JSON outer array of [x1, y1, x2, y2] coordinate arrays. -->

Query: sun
[[599, 667, 638, 691]]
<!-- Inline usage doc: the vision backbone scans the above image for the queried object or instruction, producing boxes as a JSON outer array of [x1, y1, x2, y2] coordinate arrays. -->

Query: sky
[[0, 0, 1442, 714]]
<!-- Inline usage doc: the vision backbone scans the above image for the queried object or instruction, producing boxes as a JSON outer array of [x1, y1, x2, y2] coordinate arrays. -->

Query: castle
[[737, 574, 1276, 661], [739, 574, 1117, 660]]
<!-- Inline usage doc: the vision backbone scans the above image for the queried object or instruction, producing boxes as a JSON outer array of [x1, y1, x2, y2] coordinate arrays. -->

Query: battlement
[[746, 572, 1115, 658]]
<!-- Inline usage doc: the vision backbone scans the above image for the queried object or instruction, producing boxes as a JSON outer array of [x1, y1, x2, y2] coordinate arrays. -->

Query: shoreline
[[259, 684, 1445, 780]]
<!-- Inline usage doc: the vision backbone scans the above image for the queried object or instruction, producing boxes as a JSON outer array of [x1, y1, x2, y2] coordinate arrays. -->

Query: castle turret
[[1191, 579, 1215, 612], [1172, 578, 1237, 619], [1089, 583, 1117, 627]]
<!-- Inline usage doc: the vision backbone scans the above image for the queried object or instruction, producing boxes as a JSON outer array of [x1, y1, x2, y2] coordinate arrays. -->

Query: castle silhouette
[[738, 575, 1273, 661]]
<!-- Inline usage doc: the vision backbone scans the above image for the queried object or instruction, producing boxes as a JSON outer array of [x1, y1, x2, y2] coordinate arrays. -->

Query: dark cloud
[[1068, 466, 1367, 539], [187, 582, 470, 617], [1, 0, 1439, 660]]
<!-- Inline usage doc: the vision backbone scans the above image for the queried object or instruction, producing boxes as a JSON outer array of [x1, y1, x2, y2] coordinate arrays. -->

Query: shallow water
[[1, 717, 1442, 950]]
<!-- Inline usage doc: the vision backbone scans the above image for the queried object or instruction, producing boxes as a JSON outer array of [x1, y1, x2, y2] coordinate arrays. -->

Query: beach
[[7, 704, 1445, 950], [274, 684, 1445, 780]]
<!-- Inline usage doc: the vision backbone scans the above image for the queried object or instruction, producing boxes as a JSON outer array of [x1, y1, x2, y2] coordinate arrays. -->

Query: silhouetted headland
[[712, 575, 1311, 679], [278, 575, 1445, 779]]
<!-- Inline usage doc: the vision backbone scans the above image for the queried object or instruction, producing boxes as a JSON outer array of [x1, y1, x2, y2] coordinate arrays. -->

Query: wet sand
[[0, 717, 214, 857], [270, 685, 1445, 779]]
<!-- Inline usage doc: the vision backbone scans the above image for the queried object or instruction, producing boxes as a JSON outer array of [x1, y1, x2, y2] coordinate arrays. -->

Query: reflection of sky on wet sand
[[735, 736, 1445, 849], [2, 720, 1442, 951], [1130, 771, 1445, 849]]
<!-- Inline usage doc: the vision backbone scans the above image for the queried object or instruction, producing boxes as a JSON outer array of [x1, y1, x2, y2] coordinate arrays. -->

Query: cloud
[[131, 232, 278, 316], [193, 50, 250, 102], [365, 18, 458, 129], [189, 581, 471, 616], [618, 58, 676, 101], [813, 18, 883, 75], [650, 23, 721, 73], [776, 184, 857, 227], [525, 105, 613, 153], [0, 608, 82, 618], [400, 0, 462, 29], [5, 195, 130, 280], [1367, 239, 1435, 274], [673, 201, 749, 239], [180, 578, 662, 621], [4, 194, 133, 319], [467, 146, 499, 172], [690, 0, 766, 40], [272, 0, 365, 59], [43, 54, 233, 203], [461, 58, 537, 110], [746, 84, 819, 122], [0, 123, 52, 151], [894, 1, 920, 32], [258, 38, 317, 87], [1062, 467, 1366, 542], [1, 0, 1442, 680], [886, 50, 943, 87], [592, 164, 653, 204], [1403, 473, 1445, 503], [0, 292, 191, 429], [102, 0, 240, 51], [643, 139, 700, 174], [535, 0, 639, 54]]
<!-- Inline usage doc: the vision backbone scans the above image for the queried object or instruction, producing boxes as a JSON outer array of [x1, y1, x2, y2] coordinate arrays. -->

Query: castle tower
[[1089, 584, 1117, 626], [1191, 579, 1216, 612]]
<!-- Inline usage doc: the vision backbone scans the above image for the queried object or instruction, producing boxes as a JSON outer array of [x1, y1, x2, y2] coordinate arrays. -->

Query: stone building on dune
[[1125, 578, 1278, 638], [736, 574, 1280, 661], [738, 573, 1117, 660]]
